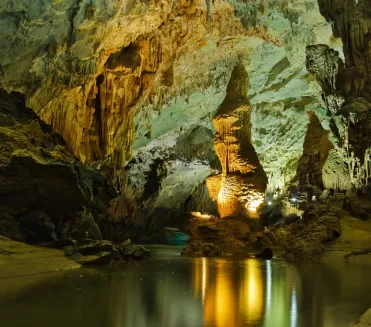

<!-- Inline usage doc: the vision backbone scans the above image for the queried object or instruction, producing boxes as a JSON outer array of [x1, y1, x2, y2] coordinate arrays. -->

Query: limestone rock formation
[[0, 89, 116, 244], [2, 0, 371, 261], [273, 193, 343, 261], [0, 0, 342, 240], [181, 215, 272, 257], [288, 111, 334, 202], [207, 61, 267, 218], [308, 0, 371, 191]]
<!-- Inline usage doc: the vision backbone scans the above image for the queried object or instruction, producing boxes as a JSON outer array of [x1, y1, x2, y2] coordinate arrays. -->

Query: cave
[[2, 0, 371, 326]]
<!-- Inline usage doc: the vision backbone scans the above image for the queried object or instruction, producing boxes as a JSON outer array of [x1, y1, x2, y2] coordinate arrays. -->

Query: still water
[[0, 246, 370, 327]]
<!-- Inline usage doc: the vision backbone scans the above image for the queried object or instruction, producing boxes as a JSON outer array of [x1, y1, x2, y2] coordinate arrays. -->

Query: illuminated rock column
[[207, 61, 267, 218]]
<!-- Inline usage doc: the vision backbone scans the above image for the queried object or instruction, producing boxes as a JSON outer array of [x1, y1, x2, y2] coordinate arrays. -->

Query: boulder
[[0, 90, 116, 244], [65, 240, 121, 265], [182, 215, 273, 257], [132, 247, 151, 260], [65, 239, 151, 264], [273, 194, 343, 261], [0, 211, 23, 241], [71, 252, 117, 266], [44, 238, 76, 249], [116, 243, 151, 260], [74, 240, 119, 257], [346, 188, 371, 220]]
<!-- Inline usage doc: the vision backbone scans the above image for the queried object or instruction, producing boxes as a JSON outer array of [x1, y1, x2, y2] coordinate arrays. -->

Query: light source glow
[[202, 257, 207, 305], [191, 212, 212, 219], [247, 199, 263, 212], [290, 283, 297, 327]]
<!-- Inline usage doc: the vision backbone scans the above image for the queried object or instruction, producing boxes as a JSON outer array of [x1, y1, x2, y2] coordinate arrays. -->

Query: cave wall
[[0, 90, 116, 244], [306, 0, 371, 190], [1, 0, 364, 240]]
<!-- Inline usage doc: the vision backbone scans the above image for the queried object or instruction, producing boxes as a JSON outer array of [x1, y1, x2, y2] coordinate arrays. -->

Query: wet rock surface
[[182, 216, 273, 257], [181, 241, 223, 257], [64, 239, 151, 265]]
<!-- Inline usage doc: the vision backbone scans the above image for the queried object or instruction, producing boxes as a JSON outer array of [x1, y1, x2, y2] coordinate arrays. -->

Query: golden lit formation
[[207, 62, 267, 219], [191, 212, 213, 219], [246, 199, 264, 213]]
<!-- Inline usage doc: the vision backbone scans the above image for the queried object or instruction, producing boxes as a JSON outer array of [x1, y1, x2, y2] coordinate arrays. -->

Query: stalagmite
[[207, 61, 267, 218]]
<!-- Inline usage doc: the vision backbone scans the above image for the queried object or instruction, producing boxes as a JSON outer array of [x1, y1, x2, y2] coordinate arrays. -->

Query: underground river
[[1, 246, 370, 327]]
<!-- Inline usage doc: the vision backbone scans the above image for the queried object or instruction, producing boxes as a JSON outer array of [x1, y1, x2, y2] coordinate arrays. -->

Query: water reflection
[[192, 257, 299, 327], [1, 249, 371, 327], [193, 258, 286, 327]]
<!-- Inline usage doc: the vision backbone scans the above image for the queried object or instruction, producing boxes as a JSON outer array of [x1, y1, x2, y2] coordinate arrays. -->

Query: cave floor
[[0, 236, 80, 279], [322, 213, 371, 263]]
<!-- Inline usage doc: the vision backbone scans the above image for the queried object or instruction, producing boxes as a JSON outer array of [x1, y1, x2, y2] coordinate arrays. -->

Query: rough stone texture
[[273, 194, 343, 261], [207, 61, 267, 218], [296, 112, 334, 193], [287, 110, 334, 203], [0, 0, 342, 238], [181, 240, 223, 257], [2, 0, 371, 258], [308, 0, 371, 190], [66, 239, 121, 265], [65, 239, 151, 264], [0, 89, 116, 244], [182, 216, 273, 257]]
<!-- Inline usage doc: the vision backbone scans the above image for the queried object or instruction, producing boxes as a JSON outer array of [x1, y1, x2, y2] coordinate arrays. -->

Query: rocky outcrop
[[64, 239, 150, 265], [296, 112, 334, 193], [0, 89, 116, 244], [255, 247, 273, 260], [182, 215, 272, 257], [1, 0, 371, 260], [307, 0, 371, 190], [273, 193, 343, 261], [0, 0, 342, 238], [181, 240, 223, 257]]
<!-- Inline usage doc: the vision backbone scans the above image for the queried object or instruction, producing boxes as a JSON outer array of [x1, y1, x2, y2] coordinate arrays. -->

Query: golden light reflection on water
[[240, 259, 264, 323], [3, 250, 371, 327], [193, 258, 266, 327]]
